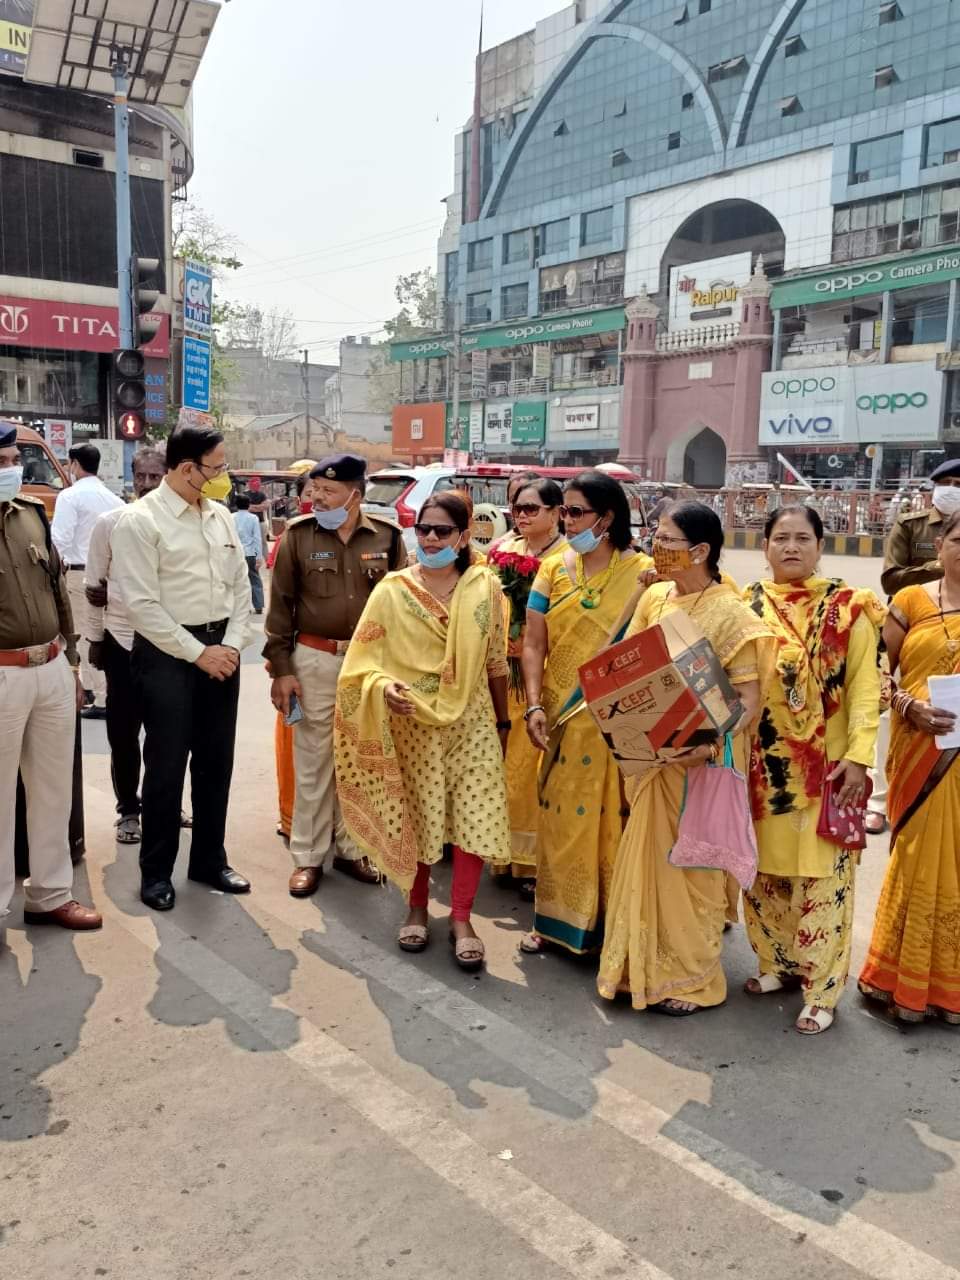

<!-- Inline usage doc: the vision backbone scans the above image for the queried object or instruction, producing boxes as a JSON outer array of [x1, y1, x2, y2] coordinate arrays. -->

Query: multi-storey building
[[390, 0, 960, 487]]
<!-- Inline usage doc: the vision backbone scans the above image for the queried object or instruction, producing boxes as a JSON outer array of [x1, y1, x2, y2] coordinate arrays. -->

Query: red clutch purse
[[815, 770, 873, 850]]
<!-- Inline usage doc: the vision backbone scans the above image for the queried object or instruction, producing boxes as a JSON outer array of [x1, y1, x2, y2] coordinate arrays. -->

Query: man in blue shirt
[[233, 494, 264, 614]]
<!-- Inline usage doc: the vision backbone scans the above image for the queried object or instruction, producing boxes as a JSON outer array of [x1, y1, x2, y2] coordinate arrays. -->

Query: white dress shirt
[[111, 479, 253, 664], [50, 474, 124, 566], [85, 505, 134, 651]]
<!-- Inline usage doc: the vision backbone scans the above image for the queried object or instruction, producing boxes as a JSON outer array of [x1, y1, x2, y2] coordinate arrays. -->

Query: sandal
[[519, 932, 547, 954], [650, 1000, 701, 1017], [115, 815, 141, 845], [397, 924, 429, 954], [449, 931, 485, 972], [518, 878, 536, 902], [796, 1004, 835, 1035], [744, 973, 801, 996], [865, 813, 887, 836]]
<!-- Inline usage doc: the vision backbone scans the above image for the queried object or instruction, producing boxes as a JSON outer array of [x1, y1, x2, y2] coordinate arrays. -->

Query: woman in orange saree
[[859, 511, 960, 1025]]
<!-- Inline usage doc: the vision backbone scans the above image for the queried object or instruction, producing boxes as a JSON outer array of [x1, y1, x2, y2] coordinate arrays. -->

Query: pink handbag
[[667, 735, 759, 891]]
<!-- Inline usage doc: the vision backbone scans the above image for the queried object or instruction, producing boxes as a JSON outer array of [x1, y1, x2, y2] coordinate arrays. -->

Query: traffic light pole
[[112, 48, 135, 352]]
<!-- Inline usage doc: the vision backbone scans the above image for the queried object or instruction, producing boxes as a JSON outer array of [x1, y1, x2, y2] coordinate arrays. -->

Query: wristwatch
[[496, 720, 512, 732]]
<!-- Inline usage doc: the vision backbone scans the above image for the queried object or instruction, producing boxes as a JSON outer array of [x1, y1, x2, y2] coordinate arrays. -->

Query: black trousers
[[132, 624, 240, 884], [102, 630, 143, 818]]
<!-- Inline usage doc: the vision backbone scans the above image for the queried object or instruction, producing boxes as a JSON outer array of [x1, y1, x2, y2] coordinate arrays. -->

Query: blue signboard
[[182, 336, 212, 412], [183, 259, 213, 337]]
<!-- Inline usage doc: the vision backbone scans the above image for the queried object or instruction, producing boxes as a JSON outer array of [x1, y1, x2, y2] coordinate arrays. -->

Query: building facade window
[[444, 251, 459, 298], [581, 206, 613, 246], [850, 133, 902, 184], [501, 283, 529, 319], [535, 218, 569, 258], [467, 238, 493, 271], [503, 229, 530, 265], [924, 118, 960, 169], [466, 291, 492, 325], [832, 180, 960, 261]]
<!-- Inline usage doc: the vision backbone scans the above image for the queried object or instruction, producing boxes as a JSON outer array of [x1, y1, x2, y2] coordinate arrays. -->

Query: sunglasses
[[414, 522, 458, 539], [512, 502, 549, 517], [559, 505, 596, 521]]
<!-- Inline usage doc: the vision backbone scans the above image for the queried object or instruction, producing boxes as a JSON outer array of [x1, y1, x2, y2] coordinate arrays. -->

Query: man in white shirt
[[232, 493, 264, 614], [85, 449, 166, 845], [50, 443, 123, 717], [112, 425, 253, 912]]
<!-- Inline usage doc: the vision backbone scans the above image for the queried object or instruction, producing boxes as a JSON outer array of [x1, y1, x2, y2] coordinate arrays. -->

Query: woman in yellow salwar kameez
[[489, 478, 567, 898], [334, 493, 511, 972], [743, 506, 883, 1036], [860, 509, 960, 1026], [522, 472, 648, 955], [598, 503, 774, 1015]]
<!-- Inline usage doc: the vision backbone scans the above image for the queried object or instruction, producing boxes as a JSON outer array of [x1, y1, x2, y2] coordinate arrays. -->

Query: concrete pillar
[[726, 256, 774, 487], [620, 288, 660, 475]]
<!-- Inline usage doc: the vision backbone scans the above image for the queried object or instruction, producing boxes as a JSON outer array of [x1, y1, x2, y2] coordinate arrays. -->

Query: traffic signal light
[[132, 256, 162, 348], [113, 348, 146, 439]]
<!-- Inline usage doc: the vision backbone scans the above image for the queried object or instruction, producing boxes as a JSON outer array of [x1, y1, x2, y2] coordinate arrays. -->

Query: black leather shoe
[[188, 867, 251, 894], [141, 880, 175, 911]]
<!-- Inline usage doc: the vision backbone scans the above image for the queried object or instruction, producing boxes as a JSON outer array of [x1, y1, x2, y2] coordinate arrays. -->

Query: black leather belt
[[66, 563, 85, 571], [184, 620, 229, 635]]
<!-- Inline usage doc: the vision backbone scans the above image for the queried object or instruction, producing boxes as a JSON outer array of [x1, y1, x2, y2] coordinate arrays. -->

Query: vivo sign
[[764, 414, 839, 438], [759, 363, 943, 445]]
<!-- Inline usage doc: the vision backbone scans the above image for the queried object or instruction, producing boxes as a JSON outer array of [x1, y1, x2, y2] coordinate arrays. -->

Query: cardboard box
[[578, 610, 743, 776]]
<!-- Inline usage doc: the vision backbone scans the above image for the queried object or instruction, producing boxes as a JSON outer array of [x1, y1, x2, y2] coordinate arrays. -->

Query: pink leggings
[[409, 846, 484, 922]]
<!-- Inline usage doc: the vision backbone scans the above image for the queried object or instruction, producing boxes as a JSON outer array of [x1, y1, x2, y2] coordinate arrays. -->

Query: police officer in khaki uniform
[[264, 454, 405, 897], [866, 458, 960, 832], [0, 421, 102, 941]]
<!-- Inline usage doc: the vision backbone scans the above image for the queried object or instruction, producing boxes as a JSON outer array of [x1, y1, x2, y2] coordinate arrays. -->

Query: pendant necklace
[[576, 550, 620, 609], [525, 532, 562, 558], [657, 578, 713, 624]]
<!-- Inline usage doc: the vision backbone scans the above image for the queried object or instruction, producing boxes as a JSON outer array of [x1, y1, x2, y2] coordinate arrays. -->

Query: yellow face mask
[[201, 472, 233, 503]]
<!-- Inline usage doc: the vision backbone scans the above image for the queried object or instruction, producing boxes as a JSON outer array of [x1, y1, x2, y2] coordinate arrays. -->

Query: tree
[[222, 303, 299, 362], [368, 267, 438, 416]]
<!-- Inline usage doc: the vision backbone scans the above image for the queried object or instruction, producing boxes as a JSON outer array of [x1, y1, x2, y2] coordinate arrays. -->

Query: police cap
[[310, 453, 367, 483], [0, 421, 17, 449], [930, 458, 960, 483]]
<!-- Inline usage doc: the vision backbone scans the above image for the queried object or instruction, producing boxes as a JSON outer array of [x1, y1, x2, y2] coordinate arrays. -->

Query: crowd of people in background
[[2, 419, 959, 1036]]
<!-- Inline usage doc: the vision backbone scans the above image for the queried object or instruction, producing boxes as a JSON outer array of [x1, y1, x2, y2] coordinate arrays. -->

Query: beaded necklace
[[575, 549, 621, 609]]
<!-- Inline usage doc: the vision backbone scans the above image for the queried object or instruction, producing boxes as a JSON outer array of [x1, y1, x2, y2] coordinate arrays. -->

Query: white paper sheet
[[926, 675, 960, 749]]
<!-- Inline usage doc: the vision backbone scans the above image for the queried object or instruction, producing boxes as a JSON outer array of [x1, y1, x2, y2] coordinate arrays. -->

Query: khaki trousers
[[0, 653, 77, 918], [289, 643, 361, 870], [67, 569, 106, 706]]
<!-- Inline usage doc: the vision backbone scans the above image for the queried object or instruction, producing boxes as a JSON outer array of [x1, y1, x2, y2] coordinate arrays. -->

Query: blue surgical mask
[[315, 506, 349, 531], [568, 521, 605, 554], [416, 544, 459, 569], [0, 465, 23, 503]]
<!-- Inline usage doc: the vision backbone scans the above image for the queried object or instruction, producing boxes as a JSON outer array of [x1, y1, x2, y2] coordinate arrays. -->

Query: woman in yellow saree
[[597, 503, 774, 1014], [859, 510, 960, 1025], [334, 493, 511, 971], [743, 506, 883, 1035], [488, 477, 568, 898], [521, 471, 648, 955]]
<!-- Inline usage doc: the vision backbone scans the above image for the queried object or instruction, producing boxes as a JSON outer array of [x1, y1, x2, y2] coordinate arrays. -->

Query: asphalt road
[[4, 553, 960, 1280]]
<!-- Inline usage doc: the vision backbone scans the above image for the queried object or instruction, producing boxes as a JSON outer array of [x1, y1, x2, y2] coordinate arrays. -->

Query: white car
[[363, 466, 508, 554]]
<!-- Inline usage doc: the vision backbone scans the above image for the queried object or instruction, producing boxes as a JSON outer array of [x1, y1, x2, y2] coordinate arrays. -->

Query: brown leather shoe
[[333, 855, 383, 884], [289, 866, 323, 898], [23, 900, 103, 930]]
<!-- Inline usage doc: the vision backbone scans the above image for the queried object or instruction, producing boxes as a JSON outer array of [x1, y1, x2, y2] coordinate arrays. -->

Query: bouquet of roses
[[488, 547, 541, 697]]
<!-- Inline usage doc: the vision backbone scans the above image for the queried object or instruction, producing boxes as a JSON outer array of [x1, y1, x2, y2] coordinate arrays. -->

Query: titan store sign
[[389, 306, 625, 362], [772, 248, 960, 310], [0, 294, 170, 357], [759, 362, 944, 445]]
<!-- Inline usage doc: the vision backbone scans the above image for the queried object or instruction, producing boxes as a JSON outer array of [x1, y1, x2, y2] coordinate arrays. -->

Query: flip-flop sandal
[[449, 932, 485, 972], [519, 932, 547, 954], [796, 1004, 835, 1035], [650, 1001, 701, 1017], [115, 816, 141, 845], [398, 925, 429, 954]]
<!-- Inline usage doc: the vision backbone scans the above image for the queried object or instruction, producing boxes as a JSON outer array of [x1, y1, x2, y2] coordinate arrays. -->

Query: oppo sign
[[759, 363, 943, 445]]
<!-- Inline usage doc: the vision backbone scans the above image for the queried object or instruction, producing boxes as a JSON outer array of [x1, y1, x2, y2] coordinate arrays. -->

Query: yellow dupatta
[[334, 564, 503, 888]]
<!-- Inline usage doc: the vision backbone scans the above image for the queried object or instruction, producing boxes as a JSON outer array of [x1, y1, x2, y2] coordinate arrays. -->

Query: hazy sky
[[190, 0, 563, 361]]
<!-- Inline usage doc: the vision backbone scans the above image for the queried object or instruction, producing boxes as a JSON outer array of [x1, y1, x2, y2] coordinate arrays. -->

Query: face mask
[[315, 505, 350, 531], [653, 543, 696, 576], [0, 465, 23, 503], [568, 521, 606, 554], [416, 543, 459, 569], [933, 485, 960, 516], [201, 472, 233, 503]]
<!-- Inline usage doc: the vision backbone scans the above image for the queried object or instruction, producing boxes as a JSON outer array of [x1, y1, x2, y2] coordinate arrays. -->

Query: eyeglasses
[[512, 502, 548, 517], [653, 533, 691, 546], [559, 505, 596, 521], [414, 522, 457, 539], [197, 461, 228, 477]]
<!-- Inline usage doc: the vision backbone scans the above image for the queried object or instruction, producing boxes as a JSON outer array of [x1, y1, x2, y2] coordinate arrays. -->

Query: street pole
[[112, 49, 134, 350], [302, 348, 311, 457], [450, 300, 462, 457]]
